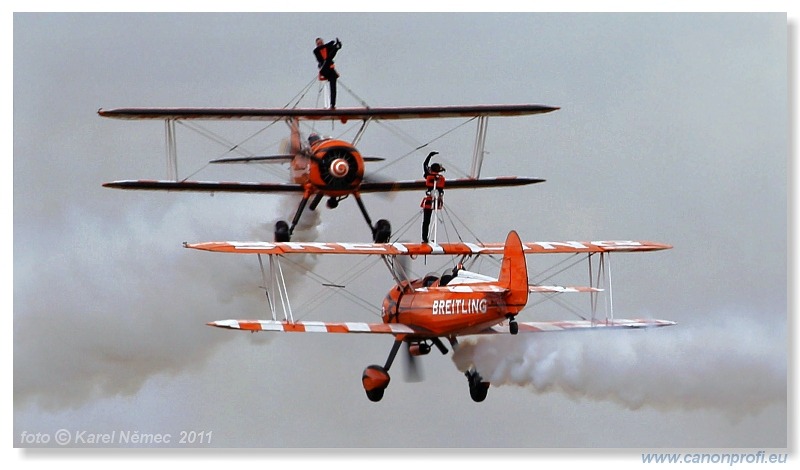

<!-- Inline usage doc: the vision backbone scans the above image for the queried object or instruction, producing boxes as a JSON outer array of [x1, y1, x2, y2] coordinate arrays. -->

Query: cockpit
[[421, 273, 440, 287]]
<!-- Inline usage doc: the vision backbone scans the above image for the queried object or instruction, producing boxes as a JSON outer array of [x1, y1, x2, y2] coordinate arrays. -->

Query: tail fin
[[497, 230, 529, 313]]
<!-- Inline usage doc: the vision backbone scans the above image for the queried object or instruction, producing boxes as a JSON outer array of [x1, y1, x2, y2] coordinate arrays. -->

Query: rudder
[[497, 230, 529, 313]]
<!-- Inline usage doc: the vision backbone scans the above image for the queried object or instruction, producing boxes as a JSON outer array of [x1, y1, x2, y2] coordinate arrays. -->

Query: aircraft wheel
[[374, 219, 392, 243], [274, 221, 290, 242], [365, 388, 385, 402], [466, 370, 490, 402], [469, 381, 490, 402], [510, 320, 519, 335], [362, 365, 390, 403]]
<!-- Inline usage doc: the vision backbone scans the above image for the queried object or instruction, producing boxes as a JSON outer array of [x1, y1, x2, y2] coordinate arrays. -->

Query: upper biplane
[[186, 230, 674, 402], [99, 104, 557, 242]]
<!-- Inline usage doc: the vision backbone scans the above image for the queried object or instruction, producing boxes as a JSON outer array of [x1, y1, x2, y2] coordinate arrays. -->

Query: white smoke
[[14, 202, 258, 411], [452, 313, 785, 416], [14, 190, 326, 411]]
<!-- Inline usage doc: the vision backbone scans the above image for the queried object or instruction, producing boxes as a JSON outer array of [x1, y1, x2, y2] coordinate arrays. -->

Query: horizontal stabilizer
[[529, 285, 603, 293], [481, 318, 676, 334]]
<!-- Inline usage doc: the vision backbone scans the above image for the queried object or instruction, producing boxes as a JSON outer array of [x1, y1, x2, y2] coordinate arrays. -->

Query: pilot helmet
[[308, 133, 322, 145], [430, 163, 445, 173]]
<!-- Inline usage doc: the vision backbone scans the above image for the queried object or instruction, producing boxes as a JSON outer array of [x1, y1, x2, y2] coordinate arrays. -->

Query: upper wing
[[98, 104, 559, 122], [103, 180, 305, 193], [184, 240, 673, 255], [359, 176, 545, 193]]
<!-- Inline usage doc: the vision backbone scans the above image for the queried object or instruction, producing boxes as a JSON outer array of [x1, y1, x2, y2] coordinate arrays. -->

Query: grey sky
[[12, 11, 789, 456]]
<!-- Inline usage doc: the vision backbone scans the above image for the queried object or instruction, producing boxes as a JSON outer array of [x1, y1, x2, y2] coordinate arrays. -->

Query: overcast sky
[[9, 7, 792, 463]]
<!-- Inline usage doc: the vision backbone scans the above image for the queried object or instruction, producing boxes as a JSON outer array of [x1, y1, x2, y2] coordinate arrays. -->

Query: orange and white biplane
[[99, 105, 556, 242], [185, 230, 674, 402]]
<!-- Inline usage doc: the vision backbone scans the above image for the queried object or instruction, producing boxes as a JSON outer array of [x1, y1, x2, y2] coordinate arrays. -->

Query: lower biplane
[[100, 104, 556, 243], [186, 231, 674, 402]]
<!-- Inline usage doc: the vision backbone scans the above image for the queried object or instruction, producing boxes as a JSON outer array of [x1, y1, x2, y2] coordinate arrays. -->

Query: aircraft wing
[[184, 240, 672, 255], [207, 318, 675, 335], [358, 176, 545, 192], [98, 104, 559, 122], [480, 318, 676, 334], [103, 177, 545, 193], [207, 319, 423, 334], [103, 180, 305, 193]]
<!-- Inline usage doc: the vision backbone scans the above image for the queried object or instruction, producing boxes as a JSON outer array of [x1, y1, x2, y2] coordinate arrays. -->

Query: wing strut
[[352, 118, 372, 146], [257, 254, 277, 321], [427, 177, 444, 244], [165, 119, 178, 181], [469, 116, 489, 178], [588, 252, 615, 323], [606, 253, 615, 321], [257, 254, 295, 323], [381, 254, 413, 290]]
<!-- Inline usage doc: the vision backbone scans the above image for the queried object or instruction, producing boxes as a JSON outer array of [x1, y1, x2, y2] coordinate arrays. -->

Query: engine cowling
[[308, 140, 364, 195]]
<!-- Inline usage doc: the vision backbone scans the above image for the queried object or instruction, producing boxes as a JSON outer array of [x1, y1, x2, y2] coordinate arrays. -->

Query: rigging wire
[[285, 75, 322, 109], [275, 254, 384, 319], [372, 118, 478, 177], [174, 119, 286, 180]]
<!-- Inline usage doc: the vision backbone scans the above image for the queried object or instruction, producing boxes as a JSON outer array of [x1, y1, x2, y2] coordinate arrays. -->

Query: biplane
[[186, 230, 674, 402], [99, 104, 557, 242]]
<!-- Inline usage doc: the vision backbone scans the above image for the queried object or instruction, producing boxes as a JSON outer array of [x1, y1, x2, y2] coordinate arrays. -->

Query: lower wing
[[207, 318, 675, 335], [359, 176, 545, 192], [103, 180, 305, 193], [103, 177, 543, 193], [208, 320, 419, 334]]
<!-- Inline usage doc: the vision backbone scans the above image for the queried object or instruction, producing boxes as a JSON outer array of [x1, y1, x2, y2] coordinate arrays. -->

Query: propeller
[[361, 172, 400, 200], [403, 343, 424, 383]]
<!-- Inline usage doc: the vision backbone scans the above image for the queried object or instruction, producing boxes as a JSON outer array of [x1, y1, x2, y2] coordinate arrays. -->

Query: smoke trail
[[452, 313, 785, 416], [14, 202, 259, 411], [14, 191, 326, 411]]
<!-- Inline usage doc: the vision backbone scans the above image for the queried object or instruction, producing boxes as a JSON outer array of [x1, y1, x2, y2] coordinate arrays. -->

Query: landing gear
[[325, 196, 341, 209], [274, 221, 290, 242], [354, 193, 392, 243], [361, 339, 403, 402], [274, 192, 391, 243], [508, 315, 519, 335], [361, 338, 450, 401], [362, 365, 390, 402], [373, 219, 392, 243], [466, 368, 490, 402]]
